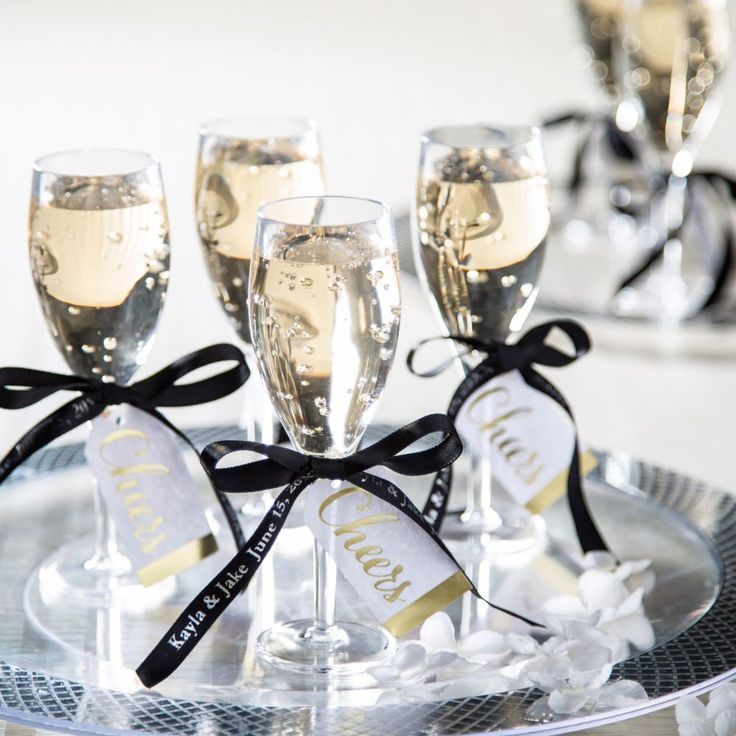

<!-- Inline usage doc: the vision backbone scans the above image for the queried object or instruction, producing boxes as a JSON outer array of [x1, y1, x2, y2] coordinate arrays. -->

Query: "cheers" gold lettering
[[319, 487, 411, 604], [467, 386, 545, 486], [100, 428, 169, 554]]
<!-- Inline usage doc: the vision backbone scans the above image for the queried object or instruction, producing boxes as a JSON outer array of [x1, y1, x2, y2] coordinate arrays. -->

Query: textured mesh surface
[[0, 429, 733, 735]]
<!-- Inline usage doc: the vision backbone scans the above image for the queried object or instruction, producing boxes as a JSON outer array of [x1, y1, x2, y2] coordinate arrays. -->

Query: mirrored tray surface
[[0, 427, 733, 735]]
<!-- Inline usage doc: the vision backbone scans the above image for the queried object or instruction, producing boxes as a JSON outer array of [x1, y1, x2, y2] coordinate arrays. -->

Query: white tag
[[455, 370, 596, 512], [85, 405, 217, 586], [303, 474, 470, 637]]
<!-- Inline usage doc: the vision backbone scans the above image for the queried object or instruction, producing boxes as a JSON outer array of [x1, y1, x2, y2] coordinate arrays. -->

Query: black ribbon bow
[[0, 343, 250, 548], [408, 319, 610, 556], [136, 413, 539, 689], [543, 111, 735, 314]]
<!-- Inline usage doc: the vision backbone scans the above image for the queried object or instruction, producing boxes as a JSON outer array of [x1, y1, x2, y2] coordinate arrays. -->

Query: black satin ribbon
[[543, 111, 735, 313], [136, 414, 540, 689], [408, 320, 609, 556], [543, 110, 638, 204], [615, 169, 736, 311], [0, 343, 250, 548]]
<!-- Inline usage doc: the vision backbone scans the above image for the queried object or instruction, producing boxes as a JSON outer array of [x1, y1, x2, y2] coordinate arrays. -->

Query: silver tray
[[0, 427, 733, 735]]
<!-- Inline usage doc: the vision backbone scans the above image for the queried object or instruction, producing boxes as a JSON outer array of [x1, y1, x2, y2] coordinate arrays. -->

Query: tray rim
[[0, 429, 732, 736]]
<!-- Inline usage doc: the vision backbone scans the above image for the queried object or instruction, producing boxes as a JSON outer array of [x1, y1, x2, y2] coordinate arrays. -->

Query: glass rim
[[199, 114, 319, 142], [421, 123, 542, 151], [32, 148, 159, 178], [256, 195, 391, 228]]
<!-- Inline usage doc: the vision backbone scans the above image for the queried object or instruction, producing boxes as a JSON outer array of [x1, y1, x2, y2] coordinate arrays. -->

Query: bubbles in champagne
[[29, 180, 170, 383], [576, 0, 626, 101], [416, 151, 549, 342], [195, 141, 325, 344], [251, 232, 400, 457], [626, 0, 729, 152]]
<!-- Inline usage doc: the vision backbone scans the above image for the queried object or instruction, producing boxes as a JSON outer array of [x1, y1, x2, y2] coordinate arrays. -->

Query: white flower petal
[[543, 595, 589, 618], [391, 642, 427, 672], [616, 588, 645, 617], [366, 665, 400, 684], [566, 640, 613, 674], [431, 675, 514, 700], [567, 663, 613, 691], [580, 570, 630, 610], [599, 634, 630, 665], [714, 709, 736, 736], [425, 650, 458, 673], [614, 558, 651, 580], [708, 684, 736, 719], [459, 629, 509, 659], [548, 687, 598, 714], [597, 679, 648, 707], [628, 568, 657, 595], [435, 657, 482, 679], [610, 612, 655, 652], [458, 631, 511, 665], [584, 551, 618, 571], [506, 633, 540, 655], [676, 695, 708, 724], [524, 656, 573, 691], [419, 612, 457, 652]]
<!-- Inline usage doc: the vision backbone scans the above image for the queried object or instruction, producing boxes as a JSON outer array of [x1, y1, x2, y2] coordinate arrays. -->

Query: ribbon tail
[[353, 472, 541, 629], [0, 396, 101, 484], [146, 408, 245, 551], [136, 471, 315, 689], [567, 441, 609, 554], [520, 367, 610, 555], [700, 176, 735, 311]]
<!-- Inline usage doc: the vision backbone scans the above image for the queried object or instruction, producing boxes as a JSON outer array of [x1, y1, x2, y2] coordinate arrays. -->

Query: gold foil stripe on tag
[[137, 533, 218, 587], [383, 570, 471, 638], [525, 450, 598, 515]]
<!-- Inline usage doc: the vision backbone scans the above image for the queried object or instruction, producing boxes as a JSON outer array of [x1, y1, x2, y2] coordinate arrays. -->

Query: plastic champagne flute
[[412, 125, 550, 553], [249, 195, 401, 678]]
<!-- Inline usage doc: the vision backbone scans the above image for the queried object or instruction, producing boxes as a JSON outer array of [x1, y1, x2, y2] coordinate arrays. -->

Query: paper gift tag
[[455, 370, 597, 514], [85, 404, 217, 586], [303, 476, 470, 637]]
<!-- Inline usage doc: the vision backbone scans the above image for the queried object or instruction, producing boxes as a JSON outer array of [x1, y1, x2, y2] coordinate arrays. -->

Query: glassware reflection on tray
[[1, 428, 724, 723]]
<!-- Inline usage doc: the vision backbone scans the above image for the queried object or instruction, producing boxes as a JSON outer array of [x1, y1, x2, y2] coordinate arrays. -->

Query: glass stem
[[239, 346, 278, 518], [239, 345, 278, 445], [85, 477, 129, 574], [655, 172, 689, 322], [461, 439, 501, 529], [456, 355, 501, 529], [311, 537, 338, 640]]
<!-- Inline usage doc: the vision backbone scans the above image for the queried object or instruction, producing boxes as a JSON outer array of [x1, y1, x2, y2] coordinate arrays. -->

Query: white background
[[1, 0, 735, 489]]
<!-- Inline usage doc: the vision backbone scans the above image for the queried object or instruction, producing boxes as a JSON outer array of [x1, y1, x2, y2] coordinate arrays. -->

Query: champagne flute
[[250, 195, 400, 677], [577, 0, 627, 105], [28, 149, 173, 604], [413, 125, 550, 551], [195, 116, 325, 458], [616, 0, 730, 321]]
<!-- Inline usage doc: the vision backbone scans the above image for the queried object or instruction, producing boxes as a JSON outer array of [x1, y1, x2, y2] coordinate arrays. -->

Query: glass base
[[611, 267, 705, 325], [256, 619, 394, 682], [24, 536, 176, 659], [33, 536, 175, 607], [441, 503, 546, 555]]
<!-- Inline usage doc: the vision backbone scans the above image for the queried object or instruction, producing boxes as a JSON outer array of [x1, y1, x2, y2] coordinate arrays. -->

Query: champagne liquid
[[415, 155, 549, 342], [29, 195, 169, 384], [196, 151, 325, 343], [628, 0, 729, 152], [251, 235, 401, 457], [577, 0, 625, 101]]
